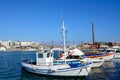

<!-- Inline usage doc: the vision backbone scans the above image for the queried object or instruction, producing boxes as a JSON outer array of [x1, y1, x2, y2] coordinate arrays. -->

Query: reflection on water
[[86, 60, 120, 80], [103, 61, 115, 68]]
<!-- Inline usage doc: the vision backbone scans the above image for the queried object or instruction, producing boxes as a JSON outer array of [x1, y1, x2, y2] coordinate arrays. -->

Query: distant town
[[0, 40, 40, 51], [0, 40, 120, 51]]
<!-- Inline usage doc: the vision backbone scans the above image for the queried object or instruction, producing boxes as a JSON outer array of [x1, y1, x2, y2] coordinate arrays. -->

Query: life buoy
[[68, 51, 72, 56], [58, 53, 63, 58]]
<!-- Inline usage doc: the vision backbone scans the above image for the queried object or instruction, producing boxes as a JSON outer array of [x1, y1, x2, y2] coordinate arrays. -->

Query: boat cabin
[[36, 50, 53, 65], [67, 48, 85, 59]]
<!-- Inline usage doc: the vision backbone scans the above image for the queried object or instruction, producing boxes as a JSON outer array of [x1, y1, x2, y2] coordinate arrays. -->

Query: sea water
[[0, 51, 120, 80]]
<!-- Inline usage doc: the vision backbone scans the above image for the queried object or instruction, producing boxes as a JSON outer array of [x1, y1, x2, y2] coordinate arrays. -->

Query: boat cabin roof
[[37, 50, 53, 58]]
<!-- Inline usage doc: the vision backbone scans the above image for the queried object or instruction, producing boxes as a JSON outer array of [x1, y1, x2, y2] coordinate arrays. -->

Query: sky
[[0, 0, 120, 45]]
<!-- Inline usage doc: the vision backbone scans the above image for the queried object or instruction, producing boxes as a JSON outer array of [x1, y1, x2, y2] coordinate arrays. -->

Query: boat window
[[38, 54, 43, 58], [44, 50, 50, 53], [116, 50, 120, 53], [44, 50, 48, 52], [47, 53, 50, 58], [106, 50, 111, 52]]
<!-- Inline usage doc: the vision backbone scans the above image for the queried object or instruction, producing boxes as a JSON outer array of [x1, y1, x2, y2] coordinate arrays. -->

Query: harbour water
[[0, 51, 120, 80]]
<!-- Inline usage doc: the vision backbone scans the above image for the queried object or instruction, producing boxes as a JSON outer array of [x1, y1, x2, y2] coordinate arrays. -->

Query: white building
[[0, 47, 6, 51]]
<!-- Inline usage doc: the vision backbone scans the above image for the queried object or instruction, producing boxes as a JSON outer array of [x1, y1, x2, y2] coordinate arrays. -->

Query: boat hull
[[21, 61, 92, 76], [113, 53, 120, 59], [103, 53, 114, 61], [81, 58, 104, 68], [92, 59, 104, 67], [86, 52, 114, 62]]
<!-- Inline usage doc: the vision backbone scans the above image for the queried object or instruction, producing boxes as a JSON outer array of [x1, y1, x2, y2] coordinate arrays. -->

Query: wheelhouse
[[36, 50, 53, 65]]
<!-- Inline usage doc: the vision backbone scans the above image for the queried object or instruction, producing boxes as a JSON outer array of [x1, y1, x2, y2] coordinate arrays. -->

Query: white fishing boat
[[21, 49, 92, 76], [85, 51, 114, 62], [63, 48, 104, 68], [21, 21, 93, 76]]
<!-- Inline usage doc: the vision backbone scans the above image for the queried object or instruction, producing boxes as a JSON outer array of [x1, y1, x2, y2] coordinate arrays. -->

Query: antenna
[[61, 21, 66, 52], [61, 20, 67, 63]]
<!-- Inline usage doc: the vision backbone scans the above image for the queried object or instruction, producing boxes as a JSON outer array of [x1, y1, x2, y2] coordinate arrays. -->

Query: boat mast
[[61, 21, 66, 63], [62, 21, 66, 51], [92, 21, 95, 45]]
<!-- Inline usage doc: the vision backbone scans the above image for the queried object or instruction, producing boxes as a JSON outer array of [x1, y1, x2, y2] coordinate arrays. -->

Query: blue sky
[[0, 0, 120, 45]]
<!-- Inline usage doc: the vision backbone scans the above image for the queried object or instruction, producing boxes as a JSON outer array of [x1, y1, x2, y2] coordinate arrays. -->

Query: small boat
[[63, 48, 104, 68], [21, 21, 93, 77], [85, 50, 115, 61]]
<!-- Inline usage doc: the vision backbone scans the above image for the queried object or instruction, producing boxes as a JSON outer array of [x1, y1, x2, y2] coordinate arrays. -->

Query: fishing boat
[[21, 21, 93, 76], [21, 49, 93, 76], [61, 48, 104, 68], [85, 50, 115, 61]]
